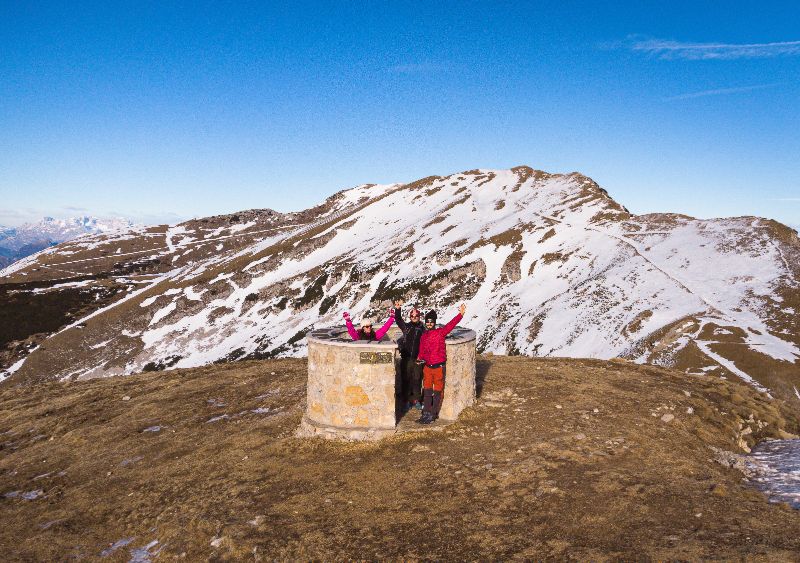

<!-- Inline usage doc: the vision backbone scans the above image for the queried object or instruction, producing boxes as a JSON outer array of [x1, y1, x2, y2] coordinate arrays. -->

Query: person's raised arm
[[441, 303, 466, 336], [343, 312, 359, 340], [375, 308, 395, 340], [393, 299, 407, 331]]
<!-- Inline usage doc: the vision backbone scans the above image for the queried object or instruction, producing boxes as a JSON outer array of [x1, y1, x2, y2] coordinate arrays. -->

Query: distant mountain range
[[0, 216, 135, 268], [1, 168, 798, 410]]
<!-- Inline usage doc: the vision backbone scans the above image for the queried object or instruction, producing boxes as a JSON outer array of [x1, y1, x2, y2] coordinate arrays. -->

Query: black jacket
[[395, 309, 425, 359]]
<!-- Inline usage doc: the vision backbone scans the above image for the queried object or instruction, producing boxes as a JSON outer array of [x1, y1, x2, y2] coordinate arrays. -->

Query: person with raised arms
[[393, 299, 425, 412], [342, 308, 395, 341], [416, 303, 466, 424]]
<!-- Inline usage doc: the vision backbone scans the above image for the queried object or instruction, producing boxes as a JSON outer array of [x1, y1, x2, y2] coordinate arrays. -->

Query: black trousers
[[399, 356, 423, 403]]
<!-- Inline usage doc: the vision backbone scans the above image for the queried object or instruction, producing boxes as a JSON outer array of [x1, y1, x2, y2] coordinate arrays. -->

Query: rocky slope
[[1, 357, 799, 560], [1, 167, 798, 408]]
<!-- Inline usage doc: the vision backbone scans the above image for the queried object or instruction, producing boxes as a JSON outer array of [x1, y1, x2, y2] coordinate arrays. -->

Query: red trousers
[[422, 365, 445, 392]]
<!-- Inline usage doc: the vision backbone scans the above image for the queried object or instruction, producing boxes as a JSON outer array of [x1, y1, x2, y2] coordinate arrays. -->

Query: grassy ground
[[1, 356, 799, 561]]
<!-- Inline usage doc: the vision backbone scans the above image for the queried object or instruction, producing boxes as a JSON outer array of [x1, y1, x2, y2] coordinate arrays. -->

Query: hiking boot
[[416, 413, 433, 425]]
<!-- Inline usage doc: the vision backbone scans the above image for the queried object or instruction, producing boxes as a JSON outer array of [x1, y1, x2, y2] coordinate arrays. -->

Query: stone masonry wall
[[306, 340, 396, 432]]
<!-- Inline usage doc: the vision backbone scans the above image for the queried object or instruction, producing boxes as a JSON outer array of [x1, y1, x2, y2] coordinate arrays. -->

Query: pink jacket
[[417, 313, 462, 366], [344, 310, 395, 341]]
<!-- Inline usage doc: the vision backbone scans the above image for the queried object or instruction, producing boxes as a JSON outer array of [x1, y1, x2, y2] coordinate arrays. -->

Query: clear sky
[[1, 1, 799, 227]]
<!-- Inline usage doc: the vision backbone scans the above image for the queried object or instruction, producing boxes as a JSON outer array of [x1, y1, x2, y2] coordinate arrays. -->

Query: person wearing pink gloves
[[342, 308, 395, 341]]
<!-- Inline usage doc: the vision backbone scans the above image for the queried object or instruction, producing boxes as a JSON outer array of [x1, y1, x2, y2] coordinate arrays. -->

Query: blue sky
[[1, 1, 799, 227]]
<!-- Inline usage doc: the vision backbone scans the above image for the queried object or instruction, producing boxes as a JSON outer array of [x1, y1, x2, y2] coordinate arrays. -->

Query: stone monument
[[299, 325, 477, 440]]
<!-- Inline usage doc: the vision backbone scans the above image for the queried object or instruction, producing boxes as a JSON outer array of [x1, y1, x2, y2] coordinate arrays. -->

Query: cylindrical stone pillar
[[439, 327, 477, 420]]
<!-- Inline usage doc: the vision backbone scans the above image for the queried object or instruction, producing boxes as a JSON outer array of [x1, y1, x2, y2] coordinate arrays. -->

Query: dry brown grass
[[541, 251, 570, 265], [622, 310, 653, 338], [423, 216, 446, 228], [538, 227, 556, 244], [1, 357, 799, 560]]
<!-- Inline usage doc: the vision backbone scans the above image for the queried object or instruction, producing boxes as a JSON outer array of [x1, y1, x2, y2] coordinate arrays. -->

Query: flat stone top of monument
[[307, 327, 397, 348], [307, 325, 476, 347]]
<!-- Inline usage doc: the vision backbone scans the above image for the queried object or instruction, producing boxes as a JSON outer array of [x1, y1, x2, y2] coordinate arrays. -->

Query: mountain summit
[[1, 167, 798, 407]]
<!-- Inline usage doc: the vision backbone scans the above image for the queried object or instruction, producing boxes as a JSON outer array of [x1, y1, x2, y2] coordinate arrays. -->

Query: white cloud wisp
[[665, 83, 780, 100], [632, 38, 800, 60]]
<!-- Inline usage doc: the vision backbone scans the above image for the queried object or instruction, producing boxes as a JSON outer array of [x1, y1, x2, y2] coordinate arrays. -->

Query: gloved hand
[[343, 312, 351, 320]]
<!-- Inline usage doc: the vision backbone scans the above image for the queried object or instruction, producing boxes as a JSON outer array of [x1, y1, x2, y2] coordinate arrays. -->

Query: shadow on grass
[[476, 358, 491, 398]]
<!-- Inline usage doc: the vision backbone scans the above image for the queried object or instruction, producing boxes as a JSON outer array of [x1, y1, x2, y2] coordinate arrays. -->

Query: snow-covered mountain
[[0, 216, 136, 268], [1, 167, 798, 407]]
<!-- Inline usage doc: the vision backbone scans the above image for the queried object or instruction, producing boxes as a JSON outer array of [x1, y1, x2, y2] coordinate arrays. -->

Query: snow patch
[[149, 301, 177, 326]]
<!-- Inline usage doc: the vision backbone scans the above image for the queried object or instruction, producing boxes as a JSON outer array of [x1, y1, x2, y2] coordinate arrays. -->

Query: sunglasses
[[362, 325, 373, 329]]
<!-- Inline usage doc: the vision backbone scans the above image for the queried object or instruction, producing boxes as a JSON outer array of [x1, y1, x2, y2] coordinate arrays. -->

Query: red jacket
[[417, 313, 462, 366]]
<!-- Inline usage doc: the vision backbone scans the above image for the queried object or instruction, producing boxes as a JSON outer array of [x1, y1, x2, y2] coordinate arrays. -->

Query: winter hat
[[360, 317, 376, 327], [409, 308, 421, 318], [424, 310, 437, 323]]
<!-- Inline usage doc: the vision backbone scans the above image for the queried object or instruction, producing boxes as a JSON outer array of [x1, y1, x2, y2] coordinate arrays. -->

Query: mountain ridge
[[1, 166, 798, 409], [0, 216, 136, 269]]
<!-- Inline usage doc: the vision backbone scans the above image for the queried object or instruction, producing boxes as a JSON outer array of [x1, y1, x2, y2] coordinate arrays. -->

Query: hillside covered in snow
[[1, 167, 798, 406]]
